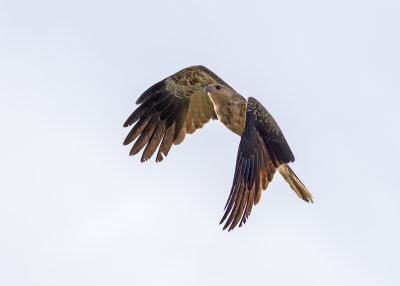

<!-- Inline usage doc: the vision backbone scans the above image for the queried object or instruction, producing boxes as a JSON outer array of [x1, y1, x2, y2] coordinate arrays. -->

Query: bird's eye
[[216, 85, 221, 90]]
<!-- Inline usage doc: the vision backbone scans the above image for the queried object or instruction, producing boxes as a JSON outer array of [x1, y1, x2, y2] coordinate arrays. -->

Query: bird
[[123, 65, 313, 231]]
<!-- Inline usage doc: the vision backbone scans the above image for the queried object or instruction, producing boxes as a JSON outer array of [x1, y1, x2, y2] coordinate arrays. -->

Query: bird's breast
[[209, 94, 247, 136]]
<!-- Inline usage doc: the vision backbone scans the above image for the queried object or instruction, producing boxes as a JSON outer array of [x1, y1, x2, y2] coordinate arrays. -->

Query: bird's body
[[207, 87, 246, 136], [123, 65, 313, 231]]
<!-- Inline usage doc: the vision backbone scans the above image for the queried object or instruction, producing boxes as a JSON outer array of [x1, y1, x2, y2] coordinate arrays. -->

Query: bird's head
[[204, 84, 227, 94], [204, 84, 238, 104]]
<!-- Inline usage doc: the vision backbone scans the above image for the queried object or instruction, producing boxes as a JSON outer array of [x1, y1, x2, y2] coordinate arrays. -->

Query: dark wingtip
[[220, 215, 236, 231], [123, 137, 131, 146], [222, 223, 230, 231], [136, 80, 165, 105], [156, 153, 164, 162]]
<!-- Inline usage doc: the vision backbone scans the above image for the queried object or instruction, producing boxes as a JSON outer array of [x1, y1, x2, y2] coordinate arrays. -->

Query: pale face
[[204, 84, 231, 106], [204, 84, 231, 101], [204, 84, 225, 93]]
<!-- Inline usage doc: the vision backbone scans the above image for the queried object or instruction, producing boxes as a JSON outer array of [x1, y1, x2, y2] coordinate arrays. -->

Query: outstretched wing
[[123, 65, 230, 162], [220, 97, 295, 231]]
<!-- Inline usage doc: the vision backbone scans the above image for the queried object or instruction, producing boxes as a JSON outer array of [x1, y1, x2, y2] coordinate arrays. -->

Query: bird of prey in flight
[[123, 65, 313, 231]]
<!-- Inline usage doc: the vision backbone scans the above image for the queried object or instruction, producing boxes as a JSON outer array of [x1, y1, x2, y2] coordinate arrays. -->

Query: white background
[[1, 0, 399, 285]]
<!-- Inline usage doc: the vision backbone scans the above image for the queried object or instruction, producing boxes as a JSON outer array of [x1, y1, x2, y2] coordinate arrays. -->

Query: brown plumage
[[123, 65, 313, 231]]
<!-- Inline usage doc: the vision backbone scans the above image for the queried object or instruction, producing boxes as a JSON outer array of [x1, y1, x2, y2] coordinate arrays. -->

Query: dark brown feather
[[141, 122, 166, 162], [123, 99, 152, 128], [129, 114, 159, 156], [123, 110, 155, 145], [136, 80, 165, 104], [156, 123, 175, 162], [220, 97, 296, 231], [124, 65, 224, 162]]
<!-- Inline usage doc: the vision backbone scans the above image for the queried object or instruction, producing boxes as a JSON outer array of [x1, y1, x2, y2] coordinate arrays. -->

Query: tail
[[278, 164, 313, 203]]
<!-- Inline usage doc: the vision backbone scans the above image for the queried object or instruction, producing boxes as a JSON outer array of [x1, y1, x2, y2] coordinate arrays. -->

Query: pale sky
[[1, 0, 400, 285]]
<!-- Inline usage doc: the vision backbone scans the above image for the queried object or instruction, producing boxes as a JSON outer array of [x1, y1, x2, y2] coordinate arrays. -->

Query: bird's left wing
[[220, 97, 295, 231], [123, 65, 229, 162]]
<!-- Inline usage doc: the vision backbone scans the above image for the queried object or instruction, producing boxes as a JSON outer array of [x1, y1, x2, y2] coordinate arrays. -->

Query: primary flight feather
[[123, 65, 313, 231]]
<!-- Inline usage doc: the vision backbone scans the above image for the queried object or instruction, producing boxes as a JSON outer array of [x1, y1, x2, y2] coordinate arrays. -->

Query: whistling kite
[[123, 65, 313, 231]]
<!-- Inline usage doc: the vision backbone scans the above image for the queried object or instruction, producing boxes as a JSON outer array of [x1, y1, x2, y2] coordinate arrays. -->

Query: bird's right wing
[[123, 65, 230, 162], [220, 97, 298, 231]]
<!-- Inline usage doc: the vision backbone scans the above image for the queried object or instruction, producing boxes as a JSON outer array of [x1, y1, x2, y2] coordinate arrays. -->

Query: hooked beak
[[204, 85, 213, 92]]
